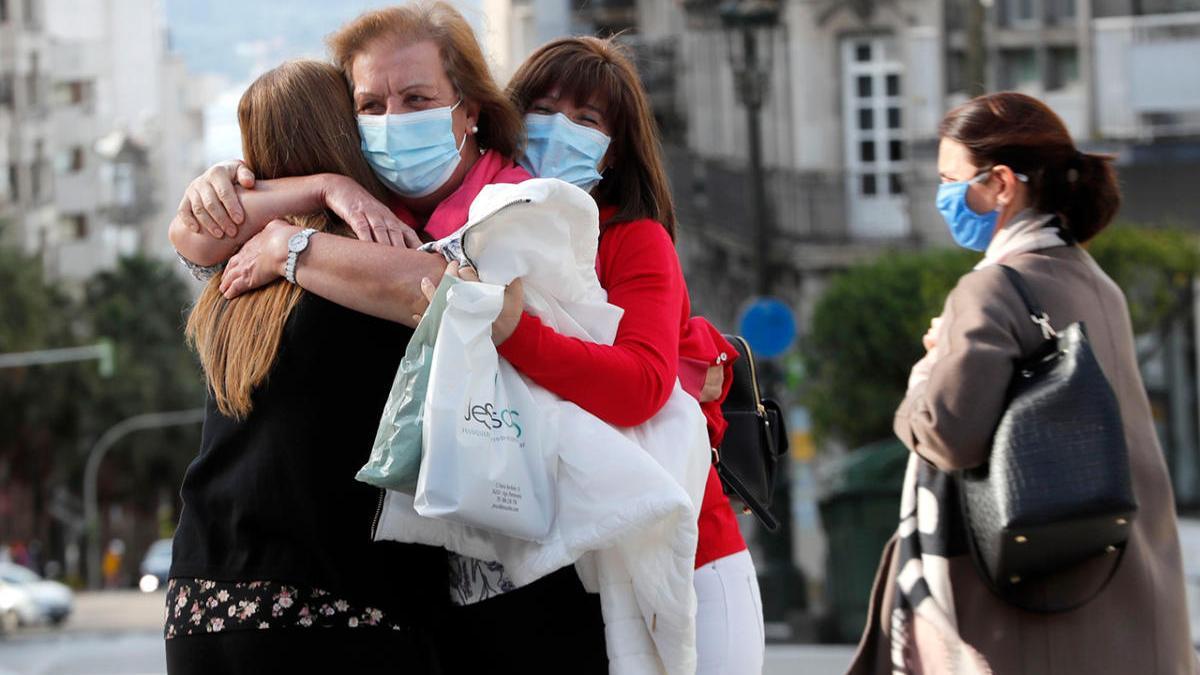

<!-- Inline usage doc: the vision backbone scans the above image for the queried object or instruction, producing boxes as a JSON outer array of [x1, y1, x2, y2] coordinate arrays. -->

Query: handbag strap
[[997, 265, 1057, 341]]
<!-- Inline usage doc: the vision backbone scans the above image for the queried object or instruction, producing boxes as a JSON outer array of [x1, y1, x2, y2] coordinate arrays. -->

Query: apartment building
[[0, 0, 205, 282], [43, 0, 206, 281], [0, 0, 56, 260]]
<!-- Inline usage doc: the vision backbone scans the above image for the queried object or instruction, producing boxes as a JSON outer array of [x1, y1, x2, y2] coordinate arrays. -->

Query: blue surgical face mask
[[358, 99, 467, 198], [936, 171, 996, 251], [936, 168, 1031, 251], [519, 113, 611, 192]]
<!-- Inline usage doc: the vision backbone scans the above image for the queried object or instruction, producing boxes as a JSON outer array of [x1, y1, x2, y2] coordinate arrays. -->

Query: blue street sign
[[738, 297, 797, 358]]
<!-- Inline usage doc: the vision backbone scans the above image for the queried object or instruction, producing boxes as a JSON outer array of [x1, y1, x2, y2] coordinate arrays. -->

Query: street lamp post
[[83, 409, 204, 589], [684, 0, 807, 627], [719, 1, 778, 298]]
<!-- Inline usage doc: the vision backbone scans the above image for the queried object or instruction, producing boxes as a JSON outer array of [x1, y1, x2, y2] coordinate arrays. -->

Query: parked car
[[0, 563, 73, 627], [0, 576, 34, 634], [138, 539, 172, 593]]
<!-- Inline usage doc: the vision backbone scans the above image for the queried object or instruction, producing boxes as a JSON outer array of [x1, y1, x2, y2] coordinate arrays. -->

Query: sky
[[162, 0, 487, 164]]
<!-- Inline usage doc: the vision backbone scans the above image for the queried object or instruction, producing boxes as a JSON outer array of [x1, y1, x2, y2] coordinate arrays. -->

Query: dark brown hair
[[939, 91, 1120, 242], [186, 60, 382, 419], [327, 1, 523, 160], [507, 36, 677, 239]]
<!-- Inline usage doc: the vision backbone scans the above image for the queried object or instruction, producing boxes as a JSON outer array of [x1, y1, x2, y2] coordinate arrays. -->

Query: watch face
[[287, 231, 309, 253]]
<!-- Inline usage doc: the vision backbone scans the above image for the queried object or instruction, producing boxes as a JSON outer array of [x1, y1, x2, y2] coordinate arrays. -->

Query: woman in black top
[[166, 60, 447, 674]]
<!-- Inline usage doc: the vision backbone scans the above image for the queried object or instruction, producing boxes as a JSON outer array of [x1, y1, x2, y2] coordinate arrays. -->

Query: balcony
[[1094, 11, 1200, 139]]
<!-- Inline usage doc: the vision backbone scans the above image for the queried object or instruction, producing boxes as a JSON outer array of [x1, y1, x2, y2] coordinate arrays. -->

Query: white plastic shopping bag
[[413, 280, 557, 541]]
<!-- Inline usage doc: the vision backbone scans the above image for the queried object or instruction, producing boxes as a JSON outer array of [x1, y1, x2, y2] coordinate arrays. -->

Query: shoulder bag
[[957, 265, 1138, 611], [716, 335, 789, 531]]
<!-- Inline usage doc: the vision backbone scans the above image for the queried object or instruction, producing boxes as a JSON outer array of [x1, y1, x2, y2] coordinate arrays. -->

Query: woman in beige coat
[[850, 92, 1197, 674]]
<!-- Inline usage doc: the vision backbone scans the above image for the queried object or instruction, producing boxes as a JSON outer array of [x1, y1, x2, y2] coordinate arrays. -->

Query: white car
[[0, 562, 73, 627], [0, 577, 33, 634]]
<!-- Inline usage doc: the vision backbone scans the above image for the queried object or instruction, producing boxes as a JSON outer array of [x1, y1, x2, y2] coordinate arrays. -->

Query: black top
[[170, 294, 447, 623]]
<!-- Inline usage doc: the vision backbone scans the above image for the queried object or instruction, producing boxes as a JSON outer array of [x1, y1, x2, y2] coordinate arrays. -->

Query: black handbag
[[957, 265, 1138, 611], [716, 335, 789, 531]]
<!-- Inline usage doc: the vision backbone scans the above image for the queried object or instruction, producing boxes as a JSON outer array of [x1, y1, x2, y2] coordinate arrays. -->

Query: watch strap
[[285, 228, 317, 285]]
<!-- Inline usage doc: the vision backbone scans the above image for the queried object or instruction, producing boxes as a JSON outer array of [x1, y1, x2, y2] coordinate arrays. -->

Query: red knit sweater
[[497, 211, 746, 569]]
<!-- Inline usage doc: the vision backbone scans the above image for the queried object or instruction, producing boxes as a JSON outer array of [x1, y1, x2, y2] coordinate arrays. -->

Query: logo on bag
[[463, 402, 523, 438]]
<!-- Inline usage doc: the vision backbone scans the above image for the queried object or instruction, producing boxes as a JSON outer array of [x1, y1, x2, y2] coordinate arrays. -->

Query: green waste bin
[[818, 439, 909, 643]]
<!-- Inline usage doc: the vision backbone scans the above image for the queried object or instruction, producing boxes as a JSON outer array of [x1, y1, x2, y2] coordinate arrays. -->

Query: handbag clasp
[[1030, 312, 1057, 340]]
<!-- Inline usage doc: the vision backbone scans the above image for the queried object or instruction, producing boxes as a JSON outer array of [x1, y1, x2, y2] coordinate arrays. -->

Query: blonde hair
[[186, 60, 389, 419], [327, 1, 523, 159]]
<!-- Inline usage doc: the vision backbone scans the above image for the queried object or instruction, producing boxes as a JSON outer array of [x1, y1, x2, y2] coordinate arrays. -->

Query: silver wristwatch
[[284, 228, 317, 284]]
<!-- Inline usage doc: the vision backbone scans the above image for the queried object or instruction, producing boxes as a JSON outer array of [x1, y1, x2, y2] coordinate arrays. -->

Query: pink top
[[392, 150, 532, 240]]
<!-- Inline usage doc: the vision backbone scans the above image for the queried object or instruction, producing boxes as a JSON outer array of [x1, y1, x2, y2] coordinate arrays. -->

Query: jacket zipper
[[730, 335, 767, 417], [457, 197, 532, 268], [370, 488, 386, 541]]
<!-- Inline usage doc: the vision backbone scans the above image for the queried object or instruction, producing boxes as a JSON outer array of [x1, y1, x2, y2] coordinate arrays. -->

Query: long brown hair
[[326, 1, 523, 160], [186, 60, 390, 419], [506, 36, 677, 239], [940, 92, 1120, 242]]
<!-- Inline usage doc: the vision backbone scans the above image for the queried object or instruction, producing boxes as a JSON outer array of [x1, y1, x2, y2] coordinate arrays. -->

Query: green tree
[[0, 251, 203, 554], [0, 247, 87, 542], [802, 225, 1200, 449], [76, 257, 205, 517]]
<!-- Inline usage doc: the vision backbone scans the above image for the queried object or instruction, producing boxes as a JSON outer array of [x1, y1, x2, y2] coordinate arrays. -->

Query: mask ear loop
[[448, 97, 473, 153]]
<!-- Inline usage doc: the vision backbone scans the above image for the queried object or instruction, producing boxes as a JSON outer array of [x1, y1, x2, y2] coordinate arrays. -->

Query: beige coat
[[850, 245, 1197, 674]]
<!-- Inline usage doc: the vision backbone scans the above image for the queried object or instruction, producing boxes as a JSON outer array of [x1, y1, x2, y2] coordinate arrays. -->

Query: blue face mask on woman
[[358, 100, 467, 198], [935, 168, 1027, 251], [519, 113, 611, 191]]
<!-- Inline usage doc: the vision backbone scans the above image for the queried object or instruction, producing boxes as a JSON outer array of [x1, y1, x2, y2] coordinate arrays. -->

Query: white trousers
[[694, 549, 765, 675]]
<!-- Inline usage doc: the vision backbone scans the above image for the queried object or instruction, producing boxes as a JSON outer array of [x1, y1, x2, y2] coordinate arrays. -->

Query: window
[[858, 108, 874, 130], [65, 214, 88, 239], [886, 74, 901, 97], [1047, 0, 1076, 25], [1048, 47, 1079, 91], [8, 162, 19, 202], [1001, 0, 1037, 26], [887, 107, 902, 129], [860, 140, 876, 163], [0, 75, 13, 110], [947, 51, 968, 94], [857, 75, 873, 98], [861, 174, 877, 196], [70, 146, 85, 172], [26, 53, 39, 108], [1000, 49, 1039, 90], [842, 35, 909, 237], [54, 81, 93, 108], [0, 0, 9, 23]]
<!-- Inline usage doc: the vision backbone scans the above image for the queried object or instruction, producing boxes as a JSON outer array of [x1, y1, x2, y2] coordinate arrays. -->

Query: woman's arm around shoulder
[[497, 218, 686, 427]]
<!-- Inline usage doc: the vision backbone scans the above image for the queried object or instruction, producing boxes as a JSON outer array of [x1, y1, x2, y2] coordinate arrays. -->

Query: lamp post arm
[[83, 408, 205, 589]]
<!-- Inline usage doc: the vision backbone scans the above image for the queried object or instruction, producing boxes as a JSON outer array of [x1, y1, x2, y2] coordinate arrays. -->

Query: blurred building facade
[[481, 0, 574, 81], [0, 0, 205, 282], [573, 0, 1200, 330], [0, 0, 56, 261], [570, 0, 1200, 629]]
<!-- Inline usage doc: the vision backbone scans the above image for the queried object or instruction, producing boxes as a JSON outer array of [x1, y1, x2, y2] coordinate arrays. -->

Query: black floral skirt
[[163, 578, 439, 675]]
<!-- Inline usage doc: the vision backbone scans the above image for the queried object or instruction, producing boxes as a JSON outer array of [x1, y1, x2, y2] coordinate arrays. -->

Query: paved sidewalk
[[766, 644, 855, 674]]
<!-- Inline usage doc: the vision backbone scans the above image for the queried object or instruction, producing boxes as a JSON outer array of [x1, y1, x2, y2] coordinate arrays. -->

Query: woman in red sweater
[[490, 36, 765, 674]]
